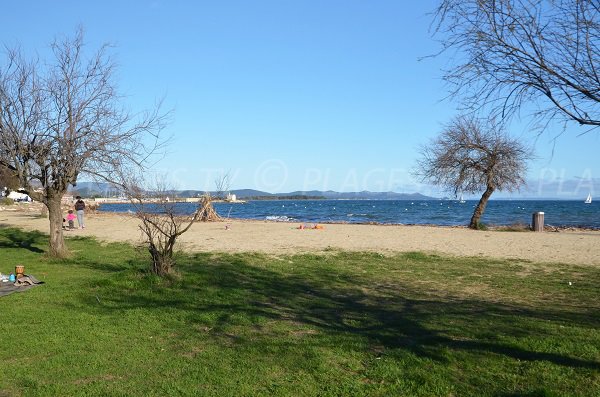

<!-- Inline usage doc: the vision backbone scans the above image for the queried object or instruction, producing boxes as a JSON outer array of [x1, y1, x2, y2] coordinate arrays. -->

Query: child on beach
[[66, 210, 76, 230]]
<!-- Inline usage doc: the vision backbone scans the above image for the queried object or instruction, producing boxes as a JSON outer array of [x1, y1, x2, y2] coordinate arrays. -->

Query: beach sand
[[1, 204, 599, 266]]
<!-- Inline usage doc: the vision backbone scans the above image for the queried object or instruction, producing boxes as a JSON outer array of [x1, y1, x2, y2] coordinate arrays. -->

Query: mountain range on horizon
[[196, 189, 434, 200], [68, 182, 436, 200], [68, 181, 596, 201]]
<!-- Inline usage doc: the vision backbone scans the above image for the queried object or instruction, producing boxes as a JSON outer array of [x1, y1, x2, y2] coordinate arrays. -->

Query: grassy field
[[0, 227, 599, 396]]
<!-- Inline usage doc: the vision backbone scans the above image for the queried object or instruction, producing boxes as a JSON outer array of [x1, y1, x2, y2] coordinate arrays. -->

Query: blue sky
[[2, 0, 598, 198]]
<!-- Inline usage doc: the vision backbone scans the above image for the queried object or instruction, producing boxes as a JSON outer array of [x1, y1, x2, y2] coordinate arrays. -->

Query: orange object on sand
[[297, 224, 324, 230]]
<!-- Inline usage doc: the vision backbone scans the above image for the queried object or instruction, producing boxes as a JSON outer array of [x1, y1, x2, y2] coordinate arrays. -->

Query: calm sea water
[[98, 199, 600, 228]]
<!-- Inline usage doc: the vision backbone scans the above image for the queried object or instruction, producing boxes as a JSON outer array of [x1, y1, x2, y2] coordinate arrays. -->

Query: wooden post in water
[[532, 212, 544, 232]]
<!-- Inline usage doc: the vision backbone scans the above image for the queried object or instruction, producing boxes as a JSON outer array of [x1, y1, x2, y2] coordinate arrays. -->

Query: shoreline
[[97, 207, 600, 231], [95, 199, 600, 230], [1, 205, 599, 266]]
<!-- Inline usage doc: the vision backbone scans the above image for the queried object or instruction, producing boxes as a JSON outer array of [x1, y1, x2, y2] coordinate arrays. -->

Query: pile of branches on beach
[[194, 194, 221, 222]]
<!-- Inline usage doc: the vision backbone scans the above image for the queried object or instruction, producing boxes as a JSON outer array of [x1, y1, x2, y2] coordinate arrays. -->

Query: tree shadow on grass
[[0, 227, 45, 253], [63, 237, 144, 273], [0, 228, 144, 275], [72, 251, 600, 375]]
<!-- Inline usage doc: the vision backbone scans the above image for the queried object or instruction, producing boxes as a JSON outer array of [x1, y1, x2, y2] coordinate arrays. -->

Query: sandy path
[[1, 207, 598, 266]]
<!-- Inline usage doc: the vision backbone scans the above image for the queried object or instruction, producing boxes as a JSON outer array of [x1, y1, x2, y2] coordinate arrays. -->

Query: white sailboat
[[459, 193, 466, 203], [585, 193, 592, 204]]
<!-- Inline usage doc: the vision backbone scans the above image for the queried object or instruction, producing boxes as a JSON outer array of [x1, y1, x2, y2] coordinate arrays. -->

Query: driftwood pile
[[194, 195, 221, 222]]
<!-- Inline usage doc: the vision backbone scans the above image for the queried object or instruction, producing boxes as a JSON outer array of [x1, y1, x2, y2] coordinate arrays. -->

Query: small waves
[[346, 213, 377, 219], [265, 215, 295, 222], [99, 199, 600, 228]]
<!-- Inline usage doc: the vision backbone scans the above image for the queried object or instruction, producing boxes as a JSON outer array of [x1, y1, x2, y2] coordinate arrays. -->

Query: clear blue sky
[[2, 0, 598, 198]]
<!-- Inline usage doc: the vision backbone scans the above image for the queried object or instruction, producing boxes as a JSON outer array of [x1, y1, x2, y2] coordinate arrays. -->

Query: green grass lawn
[[0, 227, 599, 396]]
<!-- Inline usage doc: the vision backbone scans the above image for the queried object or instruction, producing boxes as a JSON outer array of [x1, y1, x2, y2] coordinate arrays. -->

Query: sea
[[98, 199, 600, 229]]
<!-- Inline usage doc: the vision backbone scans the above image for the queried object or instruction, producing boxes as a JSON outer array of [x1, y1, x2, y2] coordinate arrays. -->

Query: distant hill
[[216, 190, 434, 200], [278, 190, 434, 200], [178, 189, 270, 198], [70, 183, 436, 200], [68, 182, 118, 197]]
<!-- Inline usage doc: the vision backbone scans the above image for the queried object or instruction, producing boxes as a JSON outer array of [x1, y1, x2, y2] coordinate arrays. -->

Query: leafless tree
[[432, 0, 600, 131], [416, 115, 532, 229], [0, 164, 19, 192], [126, 175, 223, 276], [127, 178, 194, 276], [0, 29, 167, 257], [213, 171, 231, 200]]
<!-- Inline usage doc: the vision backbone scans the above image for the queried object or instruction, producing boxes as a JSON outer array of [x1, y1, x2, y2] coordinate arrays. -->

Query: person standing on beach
[[74, 196, 86, 229]]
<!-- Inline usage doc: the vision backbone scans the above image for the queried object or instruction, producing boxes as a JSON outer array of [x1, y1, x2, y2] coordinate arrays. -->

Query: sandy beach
[[1, 204, 598, 266]]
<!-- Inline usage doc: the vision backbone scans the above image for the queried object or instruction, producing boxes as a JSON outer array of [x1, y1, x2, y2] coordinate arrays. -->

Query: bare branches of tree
[[415, 115, 532, 229], [0, 28, 168, 256], [0, 164, 19, 191], [127, 178, 197, 276], [125, 174, 223, 276], [432, 0, 600, 131], [213, 172, 231, 200]]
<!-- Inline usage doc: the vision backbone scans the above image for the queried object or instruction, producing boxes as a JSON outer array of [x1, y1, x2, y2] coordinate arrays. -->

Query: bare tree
[[126, 175, 222, 276], [213, 171, 231, 200], [432, 0, 600, 131], [416, 116, 532, 229], [127, 179, 194, 276], [0, 29, 166, 257], [0, 164, 19, 192]]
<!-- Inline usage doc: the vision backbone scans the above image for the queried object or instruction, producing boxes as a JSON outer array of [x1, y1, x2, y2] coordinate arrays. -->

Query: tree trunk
[[469, 186, 495, 229], [40, 205, 48, 218], [47, 196, 69, 257], [149, 245, 173, 276]]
